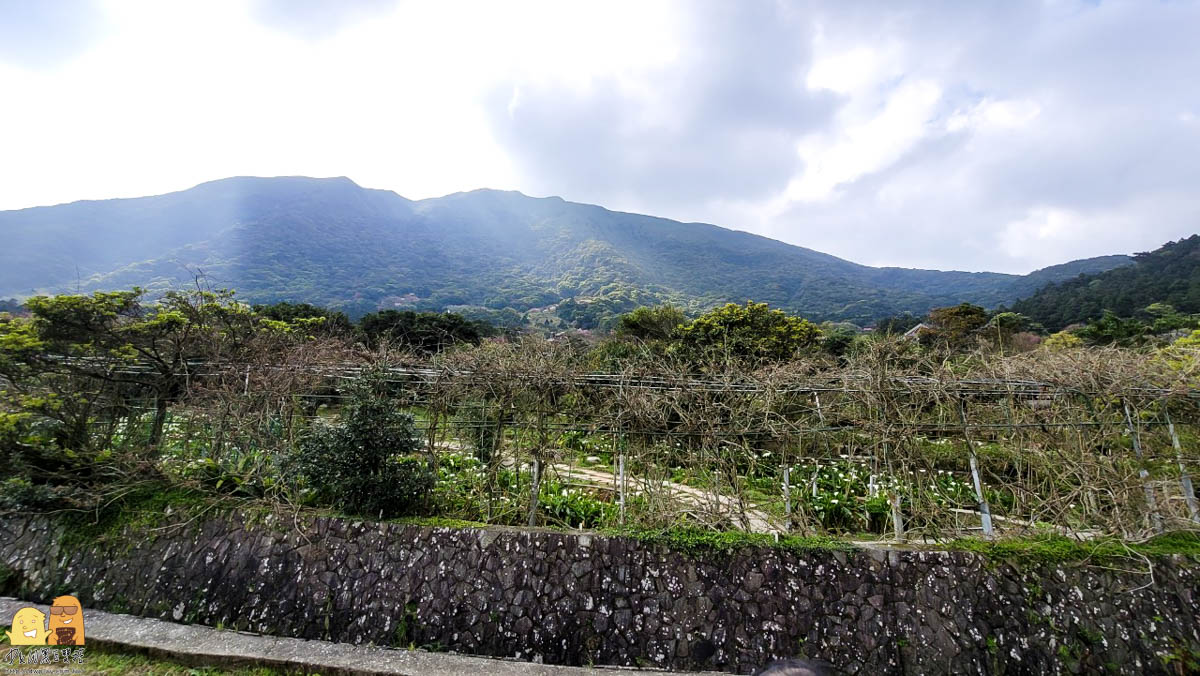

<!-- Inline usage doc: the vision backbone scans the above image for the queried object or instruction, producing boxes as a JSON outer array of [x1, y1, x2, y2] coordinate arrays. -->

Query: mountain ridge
[[0, 176, 1135, 324]]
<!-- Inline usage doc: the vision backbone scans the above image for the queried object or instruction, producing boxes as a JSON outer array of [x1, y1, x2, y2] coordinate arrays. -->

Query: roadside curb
[[0, 598, 724, 676]]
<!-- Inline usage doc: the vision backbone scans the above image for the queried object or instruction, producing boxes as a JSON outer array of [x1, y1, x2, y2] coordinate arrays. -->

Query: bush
[[0, 477, 64, 511], [292, 370, 433, 518]]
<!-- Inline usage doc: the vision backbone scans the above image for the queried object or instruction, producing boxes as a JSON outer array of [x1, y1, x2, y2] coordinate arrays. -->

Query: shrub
[[293, 370, 433, 518]]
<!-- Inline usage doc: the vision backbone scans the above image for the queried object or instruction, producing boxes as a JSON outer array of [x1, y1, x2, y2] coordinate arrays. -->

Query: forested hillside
[[1012, 236, 1200, 330], [0, 176, 1132, 325]]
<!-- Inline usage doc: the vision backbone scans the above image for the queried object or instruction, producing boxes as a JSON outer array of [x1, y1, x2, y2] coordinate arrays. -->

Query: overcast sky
[[2, 0, 1198, 274]]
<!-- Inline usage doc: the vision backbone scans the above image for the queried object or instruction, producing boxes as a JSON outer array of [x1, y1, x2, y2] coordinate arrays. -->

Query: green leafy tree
[[1144, 303, 1198, 335], [253, 301, 352, 336], [674, 302, 822, 363], [615, 304, 687, 341], [1043, 330, 1083, 351], [922, 303, 990, 349], [293, 369, 433, 518], [358, 310, 494, 353], [1, 288, 306, 450], [0, 288, 316, 509], [1075, 310, 1148, 346]]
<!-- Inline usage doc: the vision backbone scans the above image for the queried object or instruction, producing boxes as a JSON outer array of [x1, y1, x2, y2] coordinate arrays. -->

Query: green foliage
[[1014, 235, 1200, 330], [57, 642, 291, 674], [1074, 310, 1148, 346], [252, 301, 352, 336], [819, 323, 860, 357], [56, 482, 211, 547], [538, 482, 617, 529], [1043, 330, 1084, 351], [0, 477, 65, 511], [674, 301, 822, 363], [358, 309, 493, 353], [949, 531, 1200, 565], [615, 304, 686, 341], [922, 303, 990, 348], [557, 286, 666, 331], [619, 526, 854, 557], [293, 370, 433, 518], [873, 312, 922, 336], [790, 460, 975, 533]]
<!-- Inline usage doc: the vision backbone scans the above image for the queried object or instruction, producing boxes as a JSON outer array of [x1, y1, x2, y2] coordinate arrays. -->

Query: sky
[[1, 0, 1198, 274]]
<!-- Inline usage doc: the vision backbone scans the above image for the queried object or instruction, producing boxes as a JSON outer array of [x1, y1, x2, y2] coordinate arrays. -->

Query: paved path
[[0, 598, 726, 676]]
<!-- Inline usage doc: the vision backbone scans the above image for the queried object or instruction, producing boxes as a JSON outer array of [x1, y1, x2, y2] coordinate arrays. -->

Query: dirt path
[[549, 462, 786, 534]]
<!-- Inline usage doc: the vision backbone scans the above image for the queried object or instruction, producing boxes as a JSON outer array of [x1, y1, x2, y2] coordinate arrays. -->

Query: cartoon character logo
[[4, 607, 47, 645], [46, 595, 85, 646]]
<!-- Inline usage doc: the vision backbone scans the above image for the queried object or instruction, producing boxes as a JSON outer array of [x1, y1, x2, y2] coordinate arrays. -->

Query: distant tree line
[[1012, 235, 1200, 331]]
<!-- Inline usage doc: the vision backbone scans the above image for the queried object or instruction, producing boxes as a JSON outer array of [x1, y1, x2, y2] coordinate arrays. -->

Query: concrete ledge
[[0, 598, 724, 676]]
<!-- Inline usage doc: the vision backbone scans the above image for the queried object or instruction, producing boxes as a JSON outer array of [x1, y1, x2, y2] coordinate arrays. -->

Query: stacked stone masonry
[[0, 513, 1196, 674]]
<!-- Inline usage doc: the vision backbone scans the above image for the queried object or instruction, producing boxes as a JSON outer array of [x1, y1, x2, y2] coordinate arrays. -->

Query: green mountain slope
[[1012, 235, 1200, 331], [0, 176, 1134, 323]]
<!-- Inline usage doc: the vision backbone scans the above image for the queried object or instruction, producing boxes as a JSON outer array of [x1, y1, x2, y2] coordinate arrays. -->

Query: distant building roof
[[903, 322, 933, 339]]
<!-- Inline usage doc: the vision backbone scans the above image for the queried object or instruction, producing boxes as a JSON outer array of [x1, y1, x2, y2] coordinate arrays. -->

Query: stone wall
[[0, 512, 1196, 674]]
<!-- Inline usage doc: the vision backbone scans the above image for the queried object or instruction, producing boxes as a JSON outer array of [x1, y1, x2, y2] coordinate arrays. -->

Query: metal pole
[[1125, 402, 1164, 533], [884, 441, 905, 542], [889, 491, 905, 543], [1165, 409, 1200, 524], [783, 466, 792, 518], [960, 402, 994, 538], [618, 453, 626, 525]]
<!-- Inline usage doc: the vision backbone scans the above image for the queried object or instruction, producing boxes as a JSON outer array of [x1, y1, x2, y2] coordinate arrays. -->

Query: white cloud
[[948, 98, 1041, 133], [786, 79, 941, 202], [806, 46, 891, 95]]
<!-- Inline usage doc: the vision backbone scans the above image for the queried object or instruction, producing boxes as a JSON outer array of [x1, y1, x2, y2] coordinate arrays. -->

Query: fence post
[[1165, 409, 1200, 524], [1124, 401, 1164, 533], [618, 452, 626, 525], [960, 401, 994, 538], [888, 491, 905, 543], [783, 465, 791, 520], [527, 455, 541, 528], [884, 441, 905, 542]]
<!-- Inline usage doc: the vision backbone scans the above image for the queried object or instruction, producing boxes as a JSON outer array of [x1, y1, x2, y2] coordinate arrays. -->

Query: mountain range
[[0, 176, 1134, 325]]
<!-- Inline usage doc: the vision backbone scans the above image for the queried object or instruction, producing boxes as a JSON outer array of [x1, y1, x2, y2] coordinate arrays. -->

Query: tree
[[357, 310, 494, 353], [922, 303, 990, 349], [1144, 303, 1198, 335], [674, 302, 822, 364], [293, 368, 432, 518], [1074, 310, 1147, 346], [2, 288, 302, 449], [615, 304, 686, 341], [1042, 330, 1083, 351], [252, 301, 352, 336]]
